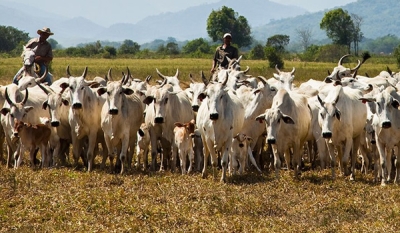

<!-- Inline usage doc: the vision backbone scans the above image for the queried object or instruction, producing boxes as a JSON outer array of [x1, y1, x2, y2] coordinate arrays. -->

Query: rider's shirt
[[25, 38, 53, 66]]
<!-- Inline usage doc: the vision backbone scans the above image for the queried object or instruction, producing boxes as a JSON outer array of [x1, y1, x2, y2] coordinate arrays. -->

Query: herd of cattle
[[3, 47, 400, 185]]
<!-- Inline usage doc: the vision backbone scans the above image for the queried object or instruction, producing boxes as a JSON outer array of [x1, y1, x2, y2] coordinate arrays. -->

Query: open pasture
[[1, 57, 400, 232]]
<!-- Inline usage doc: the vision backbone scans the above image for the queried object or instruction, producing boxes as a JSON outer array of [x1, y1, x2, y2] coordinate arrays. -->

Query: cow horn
[[175, 69, 179, 77], [82, 67, 88, 79], [36, 81, 54, 95], [35, 66, 48, 83], [189, 73, 195, 84], [22, 88, 29, 105], [243, 66, 250, 74], [350, 60, 361, 72], [107, 68, 113, 81], [201, 71, 209, 86], [156, 68, 166, 80], [275, 64, 281, 74], [122, 67, 131, 85], [221, 71, 229, 86], [66, 65, 72, 77], [5, 88, 15, 107], [257, 76, 268, 84], [291, 67, 296, 75], [145, 75, 152, 84], [387, 66, 393, 75], [338, 54, 350, 66], [352, 68, 358, 78]]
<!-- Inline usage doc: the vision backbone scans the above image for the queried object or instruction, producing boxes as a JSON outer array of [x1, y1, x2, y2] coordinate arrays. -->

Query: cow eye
[[320, 113, 324, 119], [69, 86, 73, 90], [80, 86, 84, 90], [165, 98, 168, 103], [107, 92, 110, 95], [10, 114, 14, 118]]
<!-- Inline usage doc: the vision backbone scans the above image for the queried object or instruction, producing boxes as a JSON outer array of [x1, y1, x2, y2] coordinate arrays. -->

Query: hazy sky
[[7, 0, 357, 27]]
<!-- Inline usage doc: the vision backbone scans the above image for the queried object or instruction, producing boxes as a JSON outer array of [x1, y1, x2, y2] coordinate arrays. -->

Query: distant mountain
[[0, 0, 307, 47], [2, 0, 398, 48], [252, 0, 400, 44]]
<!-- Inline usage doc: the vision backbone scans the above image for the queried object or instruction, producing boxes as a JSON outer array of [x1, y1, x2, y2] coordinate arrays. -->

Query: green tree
[[320, 8, 354, 53], [265, 47, 284, 69], [248, 44, 265, 59], [266, 34, 290, 54], [206, 6, 252, 48], [394, 44, 400, 68], [0, 26, 30, 53], [181, 38, 211, 54], [48, 38, 60, 49], [165, 42, 180, 55], [118, 39, 140, 54]]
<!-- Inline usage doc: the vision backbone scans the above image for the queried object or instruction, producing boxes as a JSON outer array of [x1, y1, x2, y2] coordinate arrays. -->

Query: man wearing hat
[[13, 27, 54, 85], [210, 32, 239, 74]]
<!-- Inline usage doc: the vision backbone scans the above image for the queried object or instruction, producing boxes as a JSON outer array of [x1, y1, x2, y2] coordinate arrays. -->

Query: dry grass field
[[1, 57, 400, 232]]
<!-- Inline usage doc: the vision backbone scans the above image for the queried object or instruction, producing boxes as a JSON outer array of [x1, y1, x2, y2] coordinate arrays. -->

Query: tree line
[[1, 7, 400, 68]]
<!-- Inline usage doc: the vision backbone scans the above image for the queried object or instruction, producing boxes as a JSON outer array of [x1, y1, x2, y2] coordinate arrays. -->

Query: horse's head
[[21, 45, 37, 67]]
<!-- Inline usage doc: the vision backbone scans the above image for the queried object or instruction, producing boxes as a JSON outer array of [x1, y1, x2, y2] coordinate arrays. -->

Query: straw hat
[[37, 27, 54, 35]]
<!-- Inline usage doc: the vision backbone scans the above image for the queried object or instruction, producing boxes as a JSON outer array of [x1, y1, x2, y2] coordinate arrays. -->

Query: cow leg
[[119, 135, 130, 174], [375, 139, 387, 186], [325, 141, 336, 179], [86, 133, 97, 172], [350, 136, 361, 181], [271, 144, 281, 179], [149, 129, 158, 171], [293, 142, 302, 179], [14, 143, 23, 168], [221, 140, 232, 183], [187, 147, 194, 174], [178, 148, 186, 175], [247, 146, 261, 173], [202, 136, 212, 179], [385, 147, 393, 183]]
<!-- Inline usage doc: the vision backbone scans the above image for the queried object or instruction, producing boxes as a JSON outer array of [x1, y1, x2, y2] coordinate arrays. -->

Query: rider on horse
[[13, 27, 54, 85]]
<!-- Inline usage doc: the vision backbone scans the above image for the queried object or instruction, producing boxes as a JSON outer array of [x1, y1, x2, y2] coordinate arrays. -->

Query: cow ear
[[246, 136, 253, 142], [138, 129, 145, 137], [60, 82, 69, 90], [97, 87, 107, 96], [233, 133, 240, 139], [198, 93, 206, 101], [62, 98, 69, 106], [335, 109, 341, 121], [42, 100, 48, 110], [89, 82, 100, 88], [143, 96, 154, 105], [255, 114, 265, 123], [282, 115, 295, 124], [273, 73, 280, 80], [174, 122, 184, 127], [324, 77, 332, 83], [24, 106, 34, 113], [123, 88, 134, 95], [392, 100, 400, 109], [0, 108, 10, 116]]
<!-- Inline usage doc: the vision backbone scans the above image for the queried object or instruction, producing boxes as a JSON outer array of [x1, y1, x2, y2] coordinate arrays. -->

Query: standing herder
[[210, 33, 239, 74]]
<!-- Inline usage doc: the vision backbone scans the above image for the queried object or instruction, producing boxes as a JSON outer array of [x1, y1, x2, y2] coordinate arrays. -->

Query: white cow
[[60, 66, 108, 171], [143, 81, 194, 172], [317, 81, 367, 180], [361, 86, 400, 185], [185, 72, 208, 113], [256, 89, 311, 179], [196, 74, 245, 182], [273, 65, 295, 91], [97, 75, 144, 174]]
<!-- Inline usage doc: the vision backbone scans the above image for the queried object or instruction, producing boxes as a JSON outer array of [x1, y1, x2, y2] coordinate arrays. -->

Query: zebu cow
[[60, 66, 108, 171], [196, 74, 245, 182], [143, 81, 194, 171], [230, 133, 253, 175], [97, 75, 144, 174], [185, 72, 208, 112], [155, 68, 182, 91], [361, 86, 400, 185], [256, 89, 311, 179], [37, 81, 71, 166], [136, 123, 150, 170], [326, 54, 362, 81], [273, 65, 295, 91], [317, 81, 367, 180]]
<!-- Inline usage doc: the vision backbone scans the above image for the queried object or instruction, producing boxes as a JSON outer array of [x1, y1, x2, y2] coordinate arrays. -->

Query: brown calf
[[13, 119, 51, 168]]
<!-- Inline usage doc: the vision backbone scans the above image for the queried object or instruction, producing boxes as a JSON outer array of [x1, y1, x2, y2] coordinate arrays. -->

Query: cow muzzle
[[192, 105, 199, 112], [155, 117, 164, 124], [13, 132, 19, 137], [51, 121, 60, 127], [382, 121, 391, 128], [239, 143, 244, 148], [109, 109, 119, 115], [210, 113, 219, 120], [72, 103, 82, 109], [267, 138, 276, 144], [322, 132, 332, 139]]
